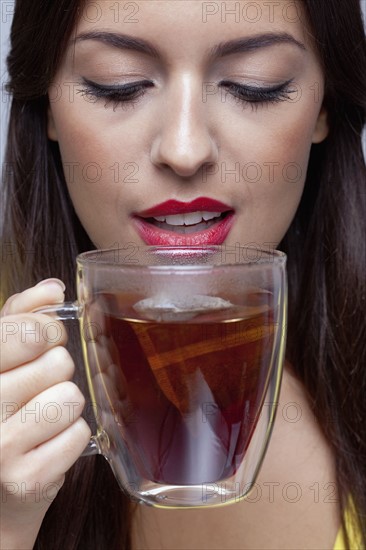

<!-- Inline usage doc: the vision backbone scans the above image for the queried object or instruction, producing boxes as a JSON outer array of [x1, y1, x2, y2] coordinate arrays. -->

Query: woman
[[1, 1, 365, 548]]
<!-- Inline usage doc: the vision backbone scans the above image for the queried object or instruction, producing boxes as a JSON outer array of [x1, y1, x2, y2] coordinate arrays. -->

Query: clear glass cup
[[37, 245, 287, 508]]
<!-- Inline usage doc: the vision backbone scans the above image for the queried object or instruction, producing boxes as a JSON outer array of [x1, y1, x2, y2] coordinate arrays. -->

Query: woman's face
[[48, 0, 328, 250]]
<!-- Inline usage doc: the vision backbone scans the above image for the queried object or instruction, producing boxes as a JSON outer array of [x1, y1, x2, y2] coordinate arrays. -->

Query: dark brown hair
[[2, 1, 365, 548]]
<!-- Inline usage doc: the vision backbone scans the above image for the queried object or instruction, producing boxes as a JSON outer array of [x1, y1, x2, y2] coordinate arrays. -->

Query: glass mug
[[37, 245, 287, 508]]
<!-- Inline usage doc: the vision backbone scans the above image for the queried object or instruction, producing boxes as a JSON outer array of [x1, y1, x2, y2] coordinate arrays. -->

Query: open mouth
[[132, 197, 235, 246], [142, 211, 231, 234]]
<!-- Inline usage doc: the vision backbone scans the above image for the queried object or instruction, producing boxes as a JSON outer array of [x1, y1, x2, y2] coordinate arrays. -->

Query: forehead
[[73, 0, 312, 58]]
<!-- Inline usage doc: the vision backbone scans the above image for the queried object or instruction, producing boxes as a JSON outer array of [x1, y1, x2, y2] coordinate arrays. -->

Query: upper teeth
[[153, 211, 222, 226]]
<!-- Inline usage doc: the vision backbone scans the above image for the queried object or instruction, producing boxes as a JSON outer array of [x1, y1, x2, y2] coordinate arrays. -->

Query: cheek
[[50, 107, 136, 241], [226, 104, 316, 245]]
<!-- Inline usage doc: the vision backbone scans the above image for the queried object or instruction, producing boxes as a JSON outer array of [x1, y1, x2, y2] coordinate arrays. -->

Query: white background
[[1, 0, 366, 168]]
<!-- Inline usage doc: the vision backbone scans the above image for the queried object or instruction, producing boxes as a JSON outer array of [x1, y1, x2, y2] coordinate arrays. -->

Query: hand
[[0, 279, 91, 550]]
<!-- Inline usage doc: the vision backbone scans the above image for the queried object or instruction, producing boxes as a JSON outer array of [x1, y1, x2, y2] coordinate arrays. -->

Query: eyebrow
[[72, 31, 306, 58], [212, 32, 306, 56], [73, 31, 160, 57]]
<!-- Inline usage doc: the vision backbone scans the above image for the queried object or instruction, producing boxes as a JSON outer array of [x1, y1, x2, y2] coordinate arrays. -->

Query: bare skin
[[1, 1, 337, 548]]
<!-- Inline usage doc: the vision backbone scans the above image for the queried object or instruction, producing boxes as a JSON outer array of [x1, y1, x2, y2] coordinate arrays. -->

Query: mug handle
[[34, 301, 104, 458]]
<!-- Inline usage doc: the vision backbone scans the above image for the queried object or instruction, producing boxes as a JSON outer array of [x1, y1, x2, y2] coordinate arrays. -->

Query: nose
[[150, 75, 219, 178]]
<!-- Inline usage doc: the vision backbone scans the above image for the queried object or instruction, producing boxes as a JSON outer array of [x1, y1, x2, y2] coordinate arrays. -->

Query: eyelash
[[219, 79, 295, 110], [77, 78, 295, 111], [77, 79, 154, 110]]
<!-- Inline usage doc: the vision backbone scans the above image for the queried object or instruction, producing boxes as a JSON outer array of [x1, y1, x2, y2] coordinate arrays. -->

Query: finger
[[26, 417, 92, 481], [0, 314, 67, 372], [1, 279, 65, 317], [2, 382, 85, 455], [0, 347, 75, 419], [1, 293, 20, 316]]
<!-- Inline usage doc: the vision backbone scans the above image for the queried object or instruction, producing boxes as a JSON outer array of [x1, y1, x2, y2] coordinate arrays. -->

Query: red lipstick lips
[[137, 198, 232, 218], [132, 197, 235, 246]]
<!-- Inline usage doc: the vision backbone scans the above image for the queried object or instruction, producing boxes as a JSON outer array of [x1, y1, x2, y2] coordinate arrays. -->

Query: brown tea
[[84, 292, 276, 485]]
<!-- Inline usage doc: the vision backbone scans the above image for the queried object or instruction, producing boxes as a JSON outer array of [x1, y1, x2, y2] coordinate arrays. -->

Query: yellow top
[[334, 499, 363, 549]]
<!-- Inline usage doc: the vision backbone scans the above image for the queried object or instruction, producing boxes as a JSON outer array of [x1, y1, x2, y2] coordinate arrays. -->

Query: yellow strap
[[334, 498, 363, 549]]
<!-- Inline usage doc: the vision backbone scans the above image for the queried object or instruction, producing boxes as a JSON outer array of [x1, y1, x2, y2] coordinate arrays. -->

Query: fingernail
[[36, 278, 66, 292]]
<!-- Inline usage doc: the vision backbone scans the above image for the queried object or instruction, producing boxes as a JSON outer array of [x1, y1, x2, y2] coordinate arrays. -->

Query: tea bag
[[133, 293, 234, 322]]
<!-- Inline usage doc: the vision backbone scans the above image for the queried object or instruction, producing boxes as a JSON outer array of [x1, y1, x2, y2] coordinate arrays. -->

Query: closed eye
[[219, 79, 297, 108], [76, 78, 155, 110]]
